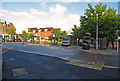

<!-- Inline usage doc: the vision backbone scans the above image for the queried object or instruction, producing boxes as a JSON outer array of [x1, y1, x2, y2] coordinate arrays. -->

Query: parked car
[[15, 38, 21, 42], [9, 38, 12, 42], [22, 39, 27, 42]]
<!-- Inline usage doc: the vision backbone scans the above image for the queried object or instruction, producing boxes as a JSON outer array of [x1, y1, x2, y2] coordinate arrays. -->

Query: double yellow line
[[63, 58, 119, 70]]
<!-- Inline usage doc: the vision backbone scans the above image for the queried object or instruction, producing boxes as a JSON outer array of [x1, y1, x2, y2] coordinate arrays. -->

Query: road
[[2, 43, 120, 79]]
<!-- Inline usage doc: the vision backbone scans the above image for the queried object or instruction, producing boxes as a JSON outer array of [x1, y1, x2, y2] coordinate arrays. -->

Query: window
[[6, 29, 9, 31], [39, 30, 41, 32], [39, 34, 41, 36], [33, 30, 36, 33], [45, 33, 47, 36], [1, 22, 4, 25], [7, 24, 10, 27], [45, 37, 48, 39], [49, 33, 50, 35], [45, 29, 48, 32], [36, 34, 38, 36]]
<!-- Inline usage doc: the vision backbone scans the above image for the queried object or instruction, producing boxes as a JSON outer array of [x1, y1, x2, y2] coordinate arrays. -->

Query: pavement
[[2, 49, 119, 79], [68, 45, 119, 56], [4, 42, 119, 55], [5, 42, 119, 55]]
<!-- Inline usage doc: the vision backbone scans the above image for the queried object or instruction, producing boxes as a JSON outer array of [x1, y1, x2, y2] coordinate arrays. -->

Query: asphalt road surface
[[2, 43, 120, 79]]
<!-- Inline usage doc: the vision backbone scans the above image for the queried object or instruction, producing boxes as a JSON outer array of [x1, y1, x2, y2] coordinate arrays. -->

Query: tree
[[8, 27, 17, 35], [61, 30, 67, 37], [79, 2, 120, 48], [21, 31, 28, 40], [54, 29, 61, 40], [28, 32, 34, 39], [72, 25, 78, 40], [8, 27, 17, 42]]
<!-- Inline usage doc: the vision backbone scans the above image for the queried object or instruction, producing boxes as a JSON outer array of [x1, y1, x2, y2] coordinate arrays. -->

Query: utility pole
[[5, 21, 6, 43], [91, 12, 105, 50], [96, 14, 98, 50]]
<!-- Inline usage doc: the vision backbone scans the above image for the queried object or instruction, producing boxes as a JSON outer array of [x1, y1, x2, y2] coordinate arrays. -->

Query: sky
[[0, 0, 119, 34]]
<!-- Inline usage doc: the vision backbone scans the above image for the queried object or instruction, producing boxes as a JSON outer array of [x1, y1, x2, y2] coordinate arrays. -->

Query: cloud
[[40, 2, 46, 8], [0, 4, 80, 34], [49, 4, 67, 19], [30, 8, 49, 16]]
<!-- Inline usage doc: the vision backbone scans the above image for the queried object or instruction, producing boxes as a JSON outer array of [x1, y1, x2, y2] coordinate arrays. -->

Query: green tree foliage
[[21, 31, 28, 40], [54, 29, 61, 40], [61, 30, 67, 37], [80, 2, 120, 41], [28, 32, 34, 39], [72, 25, 78, 40], [8, 27, 17, 35]]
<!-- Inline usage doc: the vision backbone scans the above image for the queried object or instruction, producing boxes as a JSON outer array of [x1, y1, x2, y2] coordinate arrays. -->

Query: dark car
[[15, 38, 21, 42]]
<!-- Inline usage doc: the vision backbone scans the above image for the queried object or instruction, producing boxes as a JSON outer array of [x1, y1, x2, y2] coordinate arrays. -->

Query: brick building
[[28, 27, 60, 39], [0, 19, 16, 39]]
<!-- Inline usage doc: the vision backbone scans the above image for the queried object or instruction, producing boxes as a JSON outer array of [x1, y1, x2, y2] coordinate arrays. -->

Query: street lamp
[[91, 12, 105, 50]]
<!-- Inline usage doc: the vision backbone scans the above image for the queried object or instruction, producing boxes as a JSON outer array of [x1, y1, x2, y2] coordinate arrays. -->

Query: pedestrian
[[108, 42, 112, 48]]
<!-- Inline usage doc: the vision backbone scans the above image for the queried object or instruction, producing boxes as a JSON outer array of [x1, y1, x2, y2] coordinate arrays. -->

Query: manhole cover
[[12, 68, 28, 76]]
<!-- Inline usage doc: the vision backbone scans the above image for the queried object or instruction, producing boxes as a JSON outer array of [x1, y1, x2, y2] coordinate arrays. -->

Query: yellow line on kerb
[[0, 47, 13, 54], [62, 58, 119, 69]]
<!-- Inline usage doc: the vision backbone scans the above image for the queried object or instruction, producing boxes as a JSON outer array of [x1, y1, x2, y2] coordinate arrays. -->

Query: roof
[[39, 27, 53, 29]]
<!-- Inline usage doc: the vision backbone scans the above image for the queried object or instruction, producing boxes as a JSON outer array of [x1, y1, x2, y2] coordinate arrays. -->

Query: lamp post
[[4, 21, 7, 43], [91, 12, 105, 49]]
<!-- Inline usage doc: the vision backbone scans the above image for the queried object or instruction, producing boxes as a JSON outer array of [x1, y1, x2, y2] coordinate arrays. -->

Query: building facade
[[0, 19, 16, 39], [28, 27, 60, 39]]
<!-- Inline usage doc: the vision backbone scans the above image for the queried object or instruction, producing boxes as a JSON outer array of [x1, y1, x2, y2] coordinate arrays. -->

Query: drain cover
[[12, 68, 28, 76]]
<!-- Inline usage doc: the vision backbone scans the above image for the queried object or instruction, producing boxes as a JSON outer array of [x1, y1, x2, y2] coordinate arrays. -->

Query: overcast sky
[[0, 0, 119, 34]]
